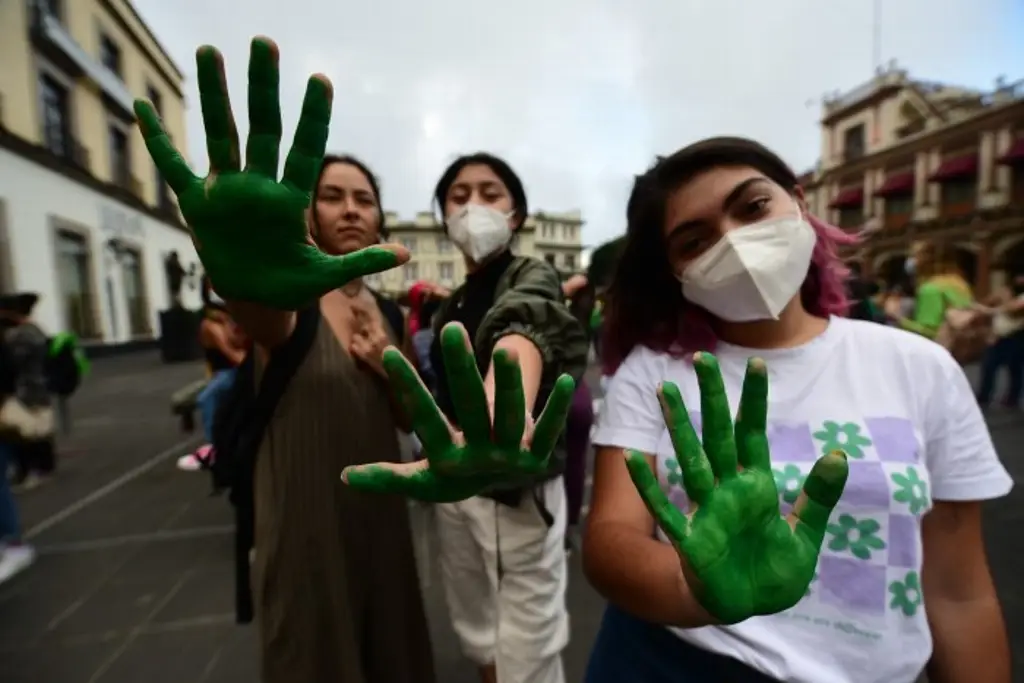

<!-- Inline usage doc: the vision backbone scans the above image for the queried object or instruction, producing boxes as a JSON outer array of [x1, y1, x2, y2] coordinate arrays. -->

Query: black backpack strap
[[232, 305, 321, 623]]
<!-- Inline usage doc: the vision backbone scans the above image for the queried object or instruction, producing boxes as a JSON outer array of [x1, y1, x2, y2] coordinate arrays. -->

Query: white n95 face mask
[[680, 211, 817, 322], [447, 204, 513, 263]]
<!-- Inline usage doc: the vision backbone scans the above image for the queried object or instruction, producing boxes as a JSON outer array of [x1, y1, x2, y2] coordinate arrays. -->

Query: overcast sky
[[133, 0, 1023, 249]]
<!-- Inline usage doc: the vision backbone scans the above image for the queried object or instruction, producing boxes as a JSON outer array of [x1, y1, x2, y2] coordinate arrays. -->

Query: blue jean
[[0, 442, 22, 542], [197, 369, 237, 443], [977, 330, 1024, 407], [584, 604, 778, 683]]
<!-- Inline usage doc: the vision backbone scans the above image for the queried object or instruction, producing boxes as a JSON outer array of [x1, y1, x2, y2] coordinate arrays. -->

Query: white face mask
[[447, 204, 513, 263], [680, 210, 817, 322]]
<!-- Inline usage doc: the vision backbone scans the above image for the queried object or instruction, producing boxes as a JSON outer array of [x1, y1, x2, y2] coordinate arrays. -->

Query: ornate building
[[801, 63, 1024, 296]]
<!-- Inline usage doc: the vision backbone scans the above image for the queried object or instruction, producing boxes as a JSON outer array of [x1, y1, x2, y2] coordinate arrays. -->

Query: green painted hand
[[342, 323, 576, 502], [134, 37, 407, 310], [626, 353, 849, 625]]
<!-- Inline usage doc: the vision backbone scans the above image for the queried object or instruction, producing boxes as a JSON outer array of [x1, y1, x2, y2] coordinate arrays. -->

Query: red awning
[[997, 138, 1024, 166], [928, 154, 978, 181], [828, 186, 864, 209], [874, 172, 915, 197]]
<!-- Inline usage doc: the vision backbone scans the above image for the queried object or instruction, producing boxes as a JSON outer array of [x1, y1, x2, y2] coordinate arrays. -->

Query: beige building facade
[[368, 209, 585, 297], [800, 63, 1024, 296], [0, 0, 199, 344]]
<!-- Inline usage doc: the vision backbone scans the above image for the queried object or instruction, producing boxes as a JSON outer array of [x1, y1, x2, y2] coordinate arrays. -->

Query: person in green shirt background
[[887, 239, 974, 338]]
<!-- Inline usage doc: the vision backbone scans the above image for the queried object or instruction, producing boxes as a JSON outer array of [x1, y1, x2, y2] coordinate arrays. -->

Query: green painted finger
[[281, 75, 332, 195], [734, 357, 770, 472], [658, 381, 714, 506], [381, 348, 455, 461], [441, 324, 491, 445], [317, 246, 404, 292], [491, 349, 526, 449], [134, 100, 196, 195], [792, 450, 849, 547], [625, 450, 690, 544], [195, 46, 240, 173], [244, 37, 282, 177], [694, 353, 738, 482], [530, 373, 575, 463], [343, 464, 484, 503]]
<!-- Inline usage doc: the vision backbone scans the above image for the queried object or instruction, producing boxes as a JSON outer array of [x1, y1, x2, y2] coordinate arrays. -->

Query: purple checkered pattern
[[657, 415, 928, 619]]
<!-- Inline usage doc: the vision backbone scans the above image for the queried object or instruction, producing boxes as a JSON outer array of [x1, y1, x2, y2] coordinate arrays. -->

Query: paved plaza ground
[[0, 352, 1021, 682]]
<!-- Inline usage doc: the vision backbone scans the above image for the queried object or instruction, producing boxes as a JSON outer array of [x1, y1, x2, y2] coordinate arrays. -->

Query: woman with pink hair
[[582, 138, 1011, 682]]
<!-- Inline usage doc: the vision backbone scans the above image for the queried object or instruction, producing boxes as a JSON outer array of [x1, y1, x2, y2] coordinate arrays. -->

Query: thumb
[[317, 244, 409, 291]]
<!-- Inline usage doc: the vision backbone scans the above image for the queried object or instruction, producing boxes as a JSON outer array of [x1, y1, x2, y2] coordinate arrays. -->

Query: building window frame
[[107, 117, 135, 192], [50, 219, 102, 341], [438, 261, 454, 284], [403, 262, 419, 285], [98, 30, 123, 79], [33, 58, 81, 166], [115, 240, 152, 338]]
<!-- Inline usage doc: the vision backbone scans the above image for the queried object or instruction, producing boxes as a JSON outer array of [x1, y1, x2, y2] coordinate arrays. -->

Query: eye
[[745, 197, 771, 215]]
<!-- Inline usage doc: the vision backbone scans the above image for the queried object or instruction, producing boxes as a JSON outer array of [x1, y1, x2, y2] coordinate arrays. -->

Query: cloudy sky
[[133, 0, 1023, 249]]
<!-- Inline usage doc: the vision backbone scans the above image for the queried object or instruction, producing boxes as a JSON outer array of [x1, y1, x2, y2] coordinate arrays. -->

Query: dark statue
[[164, 250, 187, 308]]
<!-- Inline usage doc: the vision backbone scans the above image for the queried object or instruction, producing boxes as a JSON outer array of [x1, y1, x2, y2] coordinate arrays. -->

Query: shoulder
[[835, 317, 956, 374], [503, 256, 561, 294]]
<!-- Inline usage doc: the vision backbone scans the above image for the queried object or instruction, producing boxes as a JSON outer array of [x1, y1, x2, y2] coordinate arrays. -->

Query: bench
[[170, 378, 209, 433]]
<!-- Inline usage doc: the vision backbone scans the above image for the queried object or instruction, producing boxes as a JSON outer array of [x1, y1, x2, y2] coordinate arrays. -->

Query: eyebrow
[[666, 176, 772, 241]]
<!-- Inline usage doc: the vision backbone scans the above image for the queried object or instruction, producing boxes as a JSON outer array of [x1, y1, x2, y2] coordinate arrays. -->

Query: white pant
[[437, 476, 569, 683]]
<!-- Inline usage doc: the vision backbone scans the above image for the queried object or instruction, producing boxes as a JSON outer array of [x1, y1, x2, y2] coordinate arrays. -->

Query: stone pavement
[[0, 353, 1021, 682]]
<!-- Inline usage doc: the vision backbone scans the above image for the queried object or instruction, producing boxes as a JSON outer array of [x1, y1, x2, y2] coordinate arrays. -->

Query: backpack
[[209, 306, 320, 623], [935, 303, 990, 365], [46, 333, 89, 396]]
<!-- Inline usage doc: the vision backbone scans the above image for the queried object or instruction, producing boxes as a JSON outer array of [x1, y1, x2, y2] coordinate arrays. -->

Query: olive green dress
[[251, 312, 435, 683]]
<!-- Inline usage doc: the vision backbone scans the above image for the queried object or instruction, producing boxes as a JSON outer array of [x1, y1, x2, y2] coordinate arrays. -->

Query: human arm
[[583, 446, 716, 627], [922, 502, 1009, 683], [921, 351, 1013, 683], [476, 258, 589, 418], [580, 350, 716, 627]]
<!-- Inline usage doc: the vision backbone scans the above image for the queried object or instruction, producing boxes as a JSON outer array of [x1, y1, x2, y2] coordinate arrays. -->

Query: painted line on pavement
[[36, 524, 234, 554], [25, 434, 202, 540]]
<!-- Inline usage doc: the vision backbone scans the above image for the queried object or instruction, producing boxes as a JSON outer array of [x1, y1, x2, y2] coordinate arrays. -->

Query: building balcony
[[29, 8, 134, 117]]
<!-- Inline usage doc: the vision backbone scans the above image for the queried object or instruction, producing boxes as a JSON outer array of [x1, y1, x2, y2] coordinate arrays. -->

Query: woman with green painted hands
[[345, 153, 589, 683], [136, 38, 435, 683], [583, 138, 1011, 683]]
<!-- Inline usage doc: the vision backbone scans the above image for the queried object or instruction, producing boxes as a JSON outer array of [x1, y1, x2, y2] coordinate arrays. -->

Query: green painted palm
[[626, 354, 849, 624], [342, 323, 576, 502], [134, 37, 405, 310]]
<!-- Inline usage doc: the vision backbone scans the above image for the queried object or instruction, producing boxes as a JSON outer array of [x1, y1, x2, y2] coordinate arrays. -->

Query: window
[[837, 207, 864, 230], [564, 254, 576, 270], [435, 236, 452, 253], [843, 124, 866, 161], [39, 74, 70, 158], [146, 85, 162, 115], [108, 125, 130, 188], [884, 195, 914, 216], [400, 237, 417, 252], [562, 225, 571, 240], [941, 179, 976, 207], [544, 253, 556, 267], [100, 34, 122, 78], [55, 231, 98, 339], [403, 262, 419, 284], [120, 247, 150, 336], [439, 261, 454, 284]]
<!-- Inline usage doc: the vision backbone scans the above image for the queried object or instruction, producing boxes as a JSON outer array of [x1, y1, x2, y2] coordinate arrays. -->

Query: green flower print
[[891, 467, 930, 515], [889, 571, 922, 617], [664, 458, 684, 487], [813, 420, 872, 459], [773, 464, 806, 505], [826, 514, 886, 560]]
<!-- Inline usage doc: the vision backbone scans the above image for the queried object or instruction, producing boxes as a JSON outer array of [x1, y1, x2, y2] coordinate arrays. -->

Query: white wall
[[0, 147, 201, 343]]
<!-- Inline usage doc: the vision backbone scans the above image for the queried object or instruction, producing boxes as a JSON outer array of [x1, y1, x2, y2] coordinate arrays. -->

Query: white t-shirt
[[593, 317, 1012, 683]]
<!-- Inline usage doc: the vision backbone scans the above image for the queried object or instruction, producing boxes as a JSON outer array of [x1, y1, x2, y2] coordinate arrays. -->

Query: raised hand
[[626, 353, 848, 625], [341, 323, 576, 502], [134, 37, 407, 310]]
